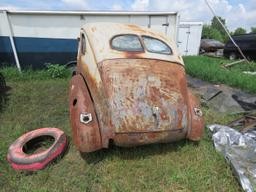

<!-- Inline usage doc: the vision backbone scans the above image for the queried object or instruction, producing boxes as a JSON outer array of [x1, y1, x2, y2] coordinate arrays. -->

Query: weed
[[46, 64, 69, 79]]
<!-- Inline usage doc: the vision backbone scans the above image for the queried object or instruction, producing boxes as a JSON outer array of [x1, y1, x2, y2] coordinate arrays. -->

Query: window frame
[[81, 33, 86, 55], [141, 35, 172, 55], [110, 34, 145, 52]]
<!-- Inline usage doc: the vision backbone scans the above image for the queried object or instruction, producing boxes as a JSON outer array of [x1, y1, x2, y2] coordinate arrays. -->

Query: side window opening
[[142, 36, 172, 55], [81, 33, 86, 55], [111, 34, 144, 52]]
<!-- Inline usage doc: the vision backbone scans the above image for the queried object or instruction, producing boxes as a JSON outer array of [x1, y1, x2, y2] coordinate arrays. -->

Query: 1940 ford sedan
[[69, 23, 204, 153]]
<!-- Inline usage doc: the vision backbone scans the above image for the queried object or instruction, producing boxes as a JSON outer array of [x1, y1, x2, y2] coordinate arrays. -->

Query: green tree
[[202, 24, 223, 42], [211, 16, 226, 34], [251, 27, 256, 33], [201, 16, 229, 42], [233, 27, 246, 35]]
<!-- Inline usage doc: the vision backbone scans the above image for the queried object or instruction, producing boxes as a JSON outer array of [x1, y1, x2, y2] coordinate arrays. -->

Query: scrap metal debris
[[227, 112, 256, 133], [222, 59, 247, 68], [187, 75, 256, 113], [199, 86, 223, 101], [232, 95, 256, 111], [208, 124, 256, 192]]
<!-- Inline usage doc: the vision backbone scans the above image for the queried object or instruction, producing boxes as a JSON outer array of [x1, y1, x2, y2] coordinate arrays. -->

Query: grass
[[0, 65, 243, 192], [0, 65, 70, 81], [184, 56, 256, 94]]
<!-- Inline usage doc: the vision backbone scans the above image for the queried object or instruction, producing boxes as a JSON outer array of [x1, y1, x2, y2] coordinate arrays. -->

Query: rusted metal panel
[[227, 112, 256, 133], [186, 90, 204, 141], [114, 130, 187, 147], [69, 74, 102, 152], [99, 59, 189, 134], [77, 33, 114, 148]]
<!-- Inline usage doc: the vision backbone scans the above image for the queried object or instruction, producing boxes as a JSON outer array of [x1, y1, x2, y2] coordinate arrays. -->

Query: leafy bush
[[0, 67, 21, 80], [46, 64, 68, 78]]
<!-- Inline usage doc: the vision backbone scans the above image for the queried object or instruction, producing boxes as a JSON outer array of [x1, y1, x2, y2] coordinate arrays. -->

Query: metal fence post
[[3, 10, 21, 72]]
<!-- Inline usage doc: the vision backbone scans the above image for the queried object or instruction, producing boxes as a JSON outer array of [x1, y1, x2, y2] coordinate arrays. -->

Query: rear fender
[[187, 90, 205, 141], [69, 74, 102, 152]]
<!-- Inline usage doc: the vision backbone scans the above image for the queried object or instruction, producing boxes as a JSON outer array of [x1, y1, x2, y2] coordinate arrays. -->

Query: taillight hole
[[83, 116, 90, 122], [73, 98, 77, 106]]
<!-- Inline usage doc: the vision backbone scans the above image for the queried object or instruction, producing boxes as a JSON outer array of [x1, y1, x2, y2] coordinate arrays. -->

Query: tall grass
[[0, 65, 70, 81], [184, 56, 256, 93]]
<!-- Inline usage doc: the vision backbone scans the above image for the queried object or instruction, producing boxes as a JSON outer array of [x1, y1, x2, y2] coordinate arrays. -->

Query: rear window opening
[[111, 34, 144, 52], [111, 34, 173, 55], [142, 36, 172, 55]]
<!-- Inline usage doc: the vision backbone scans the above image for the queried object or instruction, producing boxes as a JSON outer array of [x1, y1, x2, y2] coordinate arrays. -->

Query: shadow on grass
[[0, 72, 11, 113], [80, 139, 198, 165]]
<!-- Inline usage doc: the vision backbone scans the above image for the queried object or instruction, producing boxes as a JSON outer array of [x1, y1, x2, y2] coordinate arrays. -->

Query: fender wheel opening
[[7, 128, 68, 171]]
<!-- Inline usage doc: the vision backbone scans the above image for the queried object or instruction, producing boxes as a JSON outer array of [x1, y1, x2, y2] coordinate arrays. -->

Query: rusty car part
[[187, 90, 204, 141], [227, 112, 256, 133], [69, 74, 102, 152], [80, 113, 93, 124], [7, 128, 67, 171], [194, 108, 203, 117], [69, 23, 205, 153]]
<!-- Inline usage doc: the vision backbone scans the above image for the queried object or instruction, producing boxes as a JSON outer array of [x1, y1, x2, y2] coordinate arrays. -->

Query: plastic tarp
[[208, 124, 256, 192]]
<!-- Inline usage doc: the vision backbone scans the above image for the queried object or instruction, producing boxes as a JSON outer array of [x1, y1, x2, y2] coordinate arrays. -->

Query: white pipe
[[3, 10, 21, 71]]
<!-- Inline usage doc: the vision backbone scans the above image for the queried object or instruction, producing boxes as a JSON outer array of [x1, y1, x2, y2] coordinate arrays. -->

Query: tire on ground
[[7, 128, 67, 171]]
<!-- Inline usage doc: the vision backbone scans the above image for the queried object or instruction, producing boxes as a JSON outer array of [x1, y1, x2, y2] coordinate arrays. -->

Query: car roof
[[232, 33, 256, 41], [82, 22, 183, 65]]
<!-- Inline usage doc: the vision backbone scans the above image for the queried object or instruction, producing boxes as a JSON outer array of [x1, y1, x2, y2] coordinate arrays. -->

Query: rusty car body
[[69, 23, 204, 153]]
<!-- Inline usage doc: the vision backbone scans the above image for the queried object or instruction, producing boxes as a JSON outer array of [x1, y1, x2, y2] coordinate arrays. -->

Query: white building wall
[[0, 10, 178, 40], [0, 10, 181, 68], [0, 11, 9, 36], [177, 22, 203, 56]]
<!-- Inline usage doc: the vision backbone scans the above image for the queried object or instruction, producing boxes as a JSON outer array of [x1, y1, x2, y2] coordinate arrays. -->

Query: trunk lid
[[99, 59, 189, 133]]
